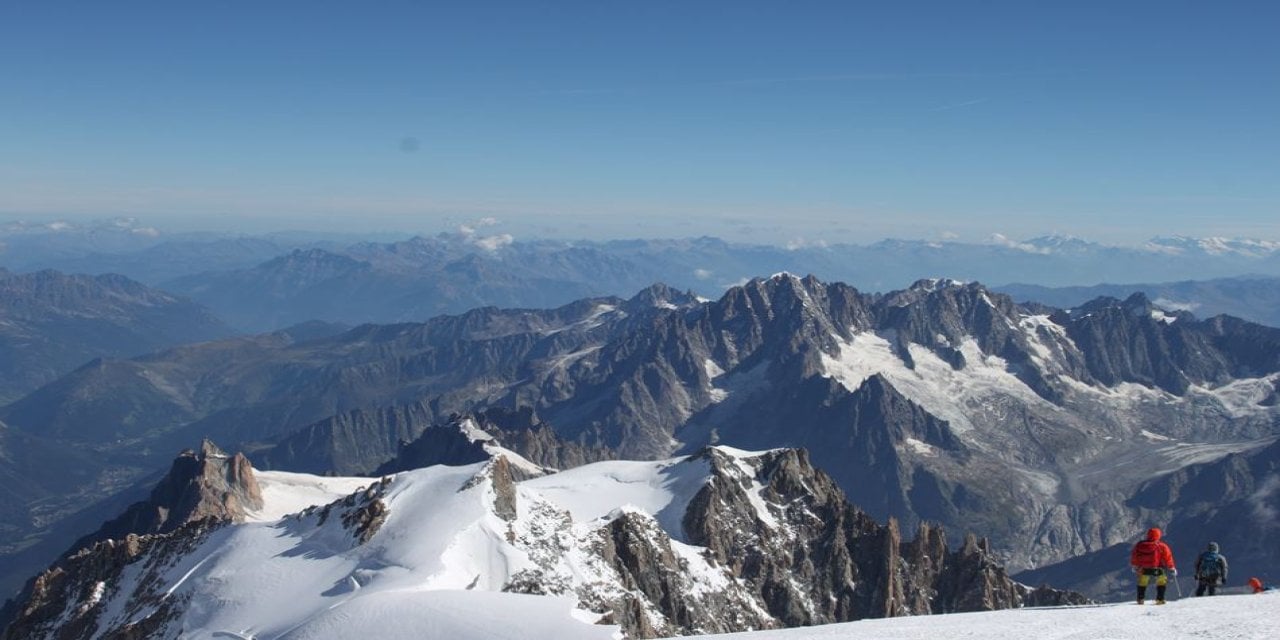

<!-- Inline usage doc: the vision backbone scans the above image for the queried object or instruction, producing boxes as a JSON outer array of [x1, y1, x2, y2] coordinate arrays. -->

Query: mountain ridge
[[1, 276, 1276, 603], [2, 443, 1086, 639]]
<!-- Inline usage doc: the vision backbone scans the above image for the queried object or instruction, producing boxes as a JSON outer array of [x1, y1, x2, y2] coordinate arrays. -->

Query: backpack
[[1199, 551, 1222, 577], [1132, 540, 1166, 568]]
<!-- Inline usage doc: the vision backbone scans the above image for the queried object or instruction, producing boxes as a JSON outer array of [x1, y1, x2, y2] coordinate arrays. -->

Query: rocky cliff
[[68, 440, 263, 552], [1, 440, 263, 637]]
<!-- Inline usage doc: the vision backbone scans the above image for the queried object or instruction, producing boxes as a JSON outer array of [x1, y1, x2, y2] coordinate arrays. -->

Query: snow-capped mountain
[[2, 436, 1081, 639], [2, 276, 1277, 605], [10, 223, 1280, 330]]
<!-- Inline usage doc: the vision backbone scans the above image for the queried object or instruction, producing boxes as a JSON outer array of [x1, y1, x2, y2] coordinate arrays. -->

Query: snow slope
[[59, 445, 1269, 640], [705, 592, 1280, 640], [81, 462, 621, 640], [67, 447, 817, 639]]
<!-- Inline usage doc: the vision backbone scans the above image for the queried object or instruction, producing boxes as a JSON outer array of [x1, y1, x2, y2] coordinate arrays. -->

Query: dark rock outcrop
[[675, 448, 1083, 631], [573, 447, 1089, 638], [257, 400, 440, 475], [373, 409, 614, 478], [1, 518, 225, 640], [66, 440, 262, 556]]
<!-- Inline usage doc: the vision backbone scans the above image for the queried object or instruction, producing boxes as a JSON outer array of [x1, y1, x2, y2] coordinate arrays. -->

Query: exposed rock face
[[1, 518, 225, 640], [305, 476, 393, 545], [67, 440, 262, 554], [374, 408, 615, 477], [2, 477, 391, 639], [511, 447, 1088, 639], [997, 276, 1280, 336], [673, 448, 1086, 632], [257, 400, 439, 475], [2, 447, 1085, 640], [0, 441, 264, 631]]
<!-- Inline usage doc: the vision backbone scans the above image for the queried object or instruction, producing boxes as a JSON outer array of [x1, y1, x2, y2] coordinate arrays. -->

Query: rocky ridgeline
[[374, 408, 615, 477], [0, 440, 262, 637], [504, 447, 1088, 638], [69, 439, 263, 552], [2, 518, 226, 640], [7, 275, 1279, 590], [673, 449, 1084, 627], [2, 443, 1086, 639]]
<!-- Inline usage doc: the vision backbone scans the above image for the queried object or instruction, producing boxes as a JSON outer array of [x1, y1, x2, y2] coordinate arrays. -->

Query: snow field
[[701, 592, 1280, 640]]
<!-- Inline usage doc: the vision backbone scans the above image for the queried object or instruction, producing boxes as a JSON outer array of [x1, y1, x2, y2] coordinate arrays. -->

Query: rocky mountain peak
[[1119, 291, 1156, 315], [374, 412, 564, 480], [2, 445, 1087, 640], [65, 440, 263, 557], [623, 282, 700, 312]]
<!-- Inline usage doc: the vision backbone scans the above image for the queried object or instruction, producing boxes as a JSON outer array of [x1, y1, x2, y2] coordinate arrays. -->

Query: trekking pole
[[1173, 571, 1183, 599]]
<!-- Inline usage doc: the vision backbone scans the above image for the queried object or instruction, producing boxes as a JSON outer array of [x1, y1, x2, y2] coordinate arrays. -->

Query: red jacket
[[1131, 529, 1176, 570]]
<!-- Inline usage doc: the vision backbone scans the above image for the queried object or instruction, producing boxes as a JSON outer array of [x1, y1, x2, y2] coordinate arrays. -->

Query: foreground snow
[[705, 592, 1280, 640], [63, 448, 1280, 640]]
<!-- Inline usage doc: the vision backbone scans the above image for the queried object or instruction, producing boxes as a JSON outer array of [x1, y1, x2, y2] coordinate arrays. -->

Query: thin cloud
[[928, 98, 990, 112], [719, 70, 1057, 88], [527, 70, 1057, 98], [474, 233, 514, 252]]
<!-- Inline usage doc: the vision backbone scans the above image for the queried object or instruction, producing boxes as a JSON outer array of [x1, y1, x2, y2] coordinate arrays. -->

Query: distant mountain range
[[1, 276, 1276, 606], [156, 235, 1280, 332], [997, 275, 1280, 328], [6, 222, 1280, 331], [0, 268, 232, 403]]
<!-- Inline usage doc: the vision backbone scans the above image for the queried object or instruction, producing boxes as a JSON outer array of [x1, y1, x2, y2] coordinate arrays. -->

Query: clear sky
[[1, 1, 1277, 244]]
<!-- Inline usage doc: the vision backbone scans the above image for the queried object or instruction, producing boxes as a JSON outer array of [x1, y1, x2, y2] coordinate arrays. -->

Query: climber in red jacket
[[1131, 527, 1177, 604]]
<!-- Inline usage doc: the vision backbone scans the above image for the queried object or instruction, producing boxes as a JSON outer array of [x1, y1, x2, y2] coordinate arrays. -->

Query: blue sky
[[1, 1, 1277, 244]]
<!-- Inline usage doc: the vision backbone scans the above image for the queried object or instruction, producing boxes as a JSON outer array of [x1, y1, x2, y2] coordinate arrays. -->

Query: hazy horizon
[[7, 211, 1280, 250]]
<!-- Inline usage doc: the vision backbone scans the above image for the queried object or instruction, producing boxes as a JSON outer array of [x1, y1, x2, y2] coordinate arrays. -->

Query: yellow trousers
[[1138, 570, 1168, 587]]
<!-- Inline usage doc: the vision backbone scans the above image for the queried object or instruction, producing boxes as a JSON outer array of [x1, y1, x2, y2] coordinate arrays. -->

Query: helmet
[[1208, 542, 1219, 552], [1147, 528, 1162, 541]]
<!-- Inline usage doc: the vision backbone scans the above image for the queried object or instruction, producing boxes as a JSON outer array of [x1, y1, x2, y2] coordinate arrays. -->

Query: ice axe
[[1172, 568, 1182, 599]]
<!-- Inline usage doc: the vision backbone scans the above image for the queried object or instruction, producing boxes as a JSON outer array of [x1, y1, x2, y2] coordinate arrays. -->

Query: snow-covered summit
[[5, 446, 1081, 640]]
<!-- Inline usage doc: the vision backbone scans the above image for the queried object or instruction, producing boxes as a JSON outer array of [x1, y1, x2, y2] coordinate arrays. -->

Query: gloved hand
[[1170, 568, 1178, 577]]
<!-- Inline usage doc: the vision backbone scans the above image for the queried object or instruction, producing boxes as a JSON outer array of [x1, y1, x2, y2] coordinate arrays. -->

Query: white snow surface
[[458, 417, 494, 443], [705, 358, 730, 402], [820, 331, 1053, 433], [88, 462, 622, 639], [523, 455, 712, 540], [85, 448, 799, 639], [704, 592, 1280, 640], [248, 471, 376, 522]]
